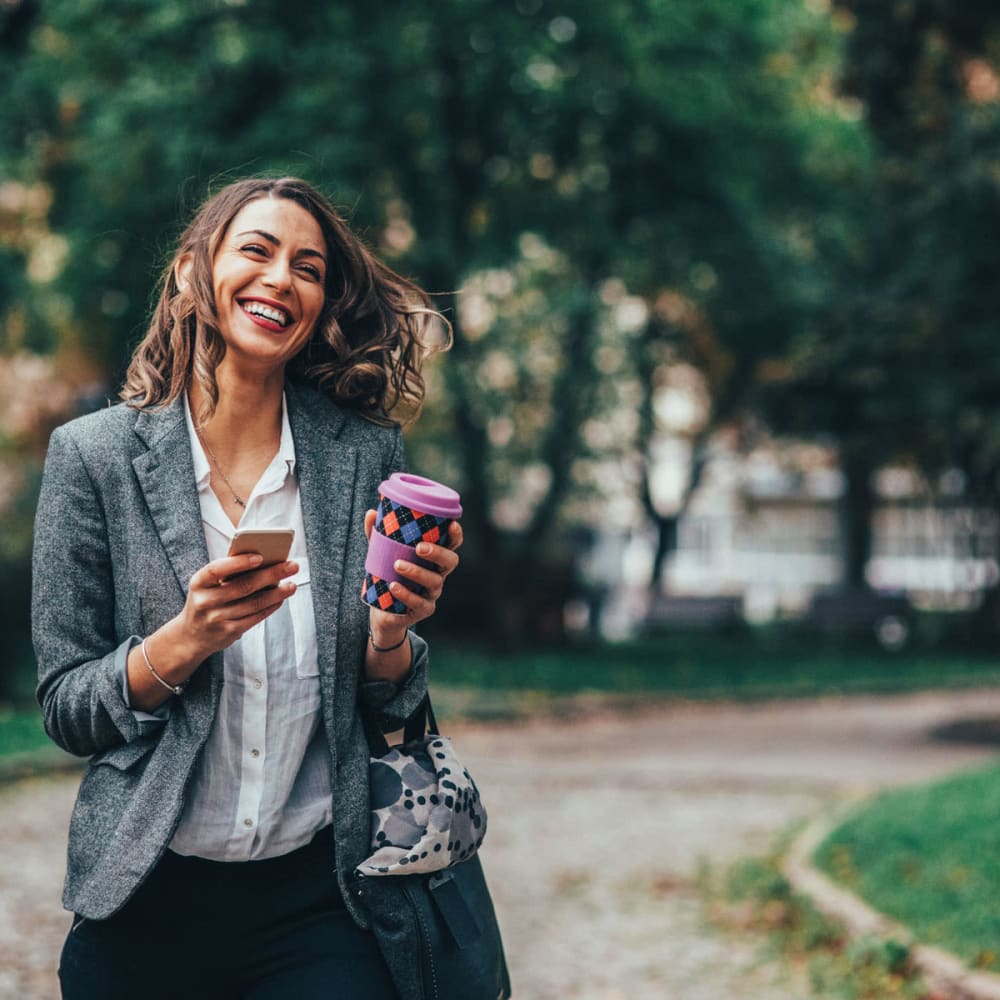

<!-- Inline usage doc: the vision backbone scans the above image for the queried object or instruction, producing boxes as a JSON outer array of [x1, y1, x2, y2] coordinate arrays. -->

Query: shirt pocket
[[288, 556, 319, 678]]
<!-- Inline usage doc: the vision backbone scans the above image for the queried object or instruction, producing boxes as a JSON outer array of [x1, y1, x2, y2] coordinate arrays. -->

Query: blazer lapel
[[131, 398, 210, 596], [131, 398, 223, 734], [286, 383, 357, 682]]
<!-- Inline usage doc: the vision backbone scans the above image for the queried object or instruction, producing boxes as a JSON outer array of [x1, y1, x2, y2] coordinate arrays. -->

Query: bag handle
[[361, 693, 440, 757]]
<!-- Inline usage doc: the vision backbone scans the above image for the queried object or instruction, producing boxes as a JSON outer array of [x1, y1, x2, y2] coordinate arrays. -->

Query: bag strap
[[361, 693, 440, 757], [415, 697, 440, 739]]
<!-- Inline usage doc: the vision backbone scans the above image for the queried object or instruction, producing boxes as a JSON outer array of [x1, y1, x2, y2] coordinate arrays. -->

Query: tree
[[361, 2, 871, 616], [763, 1, 1000, 598], [2, 0, 869, 646]]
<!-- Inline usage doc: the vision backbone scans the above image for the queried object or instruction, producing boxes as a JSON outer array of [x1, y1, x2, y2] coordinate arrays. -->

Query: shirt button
[[253, 679, 263, 690], [243, 818, 254, 828], [250, 749, 260, 759]]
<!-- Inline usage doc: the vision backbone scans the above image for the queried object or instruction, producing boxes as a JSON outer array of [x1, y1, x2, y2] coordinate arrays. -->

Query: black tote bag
[[357, 696, 512, 1000]]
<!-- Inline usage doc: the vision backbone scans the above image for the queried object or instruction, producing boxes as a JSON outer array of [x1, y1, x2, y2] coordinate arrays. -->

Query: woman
[[32, 176, 460, 999]]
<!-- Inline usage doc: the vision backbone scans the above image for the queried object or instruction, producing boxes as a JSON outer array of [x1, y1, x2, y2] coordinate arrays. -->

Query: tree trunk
[[840, 454, 875, 590], [639, 425, 712, 590]]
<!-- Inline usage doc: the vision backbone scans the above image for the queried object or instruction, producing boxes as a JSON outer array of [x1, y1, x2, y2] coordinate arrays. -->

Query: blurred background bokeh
[[3, 0, 1000, 707]]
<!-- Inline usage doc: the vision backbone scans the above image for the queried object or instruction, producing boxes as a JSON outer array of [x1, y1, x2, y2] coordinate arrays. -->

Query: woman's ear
[[175, 253, 194, 292]]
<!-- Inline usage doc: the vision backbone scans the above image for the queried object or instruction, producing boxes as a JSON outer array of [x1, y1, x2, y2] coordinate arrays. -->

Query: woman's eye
[[241, 244, 267, 256], [298, 263, 322, 280]]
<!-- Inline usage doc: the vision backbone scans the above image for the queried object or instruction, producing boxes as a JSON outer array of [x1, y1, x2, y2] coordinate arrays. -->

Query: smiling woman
[[32, 177, 466, 1000], [194, 198, 329, 384], [123, 177, 442, 427]]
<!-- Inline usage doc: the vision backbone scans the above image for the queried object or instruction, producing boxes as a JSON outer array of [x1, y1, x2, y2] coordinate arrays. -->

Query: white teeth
[[242, 302, 289, 326]]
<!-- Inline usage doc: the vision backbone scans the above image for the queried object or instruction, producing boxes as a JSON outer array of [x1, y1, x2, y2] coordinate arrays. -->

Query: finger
[[414, 541, 459, 576], [388, 580, 435, 620], [364, 509, 376, 541], [445, 521, 463, 551], [218, 561, 299, 604], [393, 560, 445, 599], [229, 577, 297, 619], [192, 553, 263, 589], [227, 597, 286, 634]]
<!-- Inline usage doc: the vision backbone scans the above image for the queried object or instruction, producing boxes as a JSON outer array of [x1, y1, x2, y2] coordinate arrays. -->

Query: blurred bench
[[644, 594, 744, 631]]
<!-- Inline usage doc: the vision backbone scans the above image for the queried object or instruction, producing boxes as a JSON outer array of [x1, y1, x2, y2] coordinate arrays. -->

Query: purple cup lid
[[379, 473, 462, 519]]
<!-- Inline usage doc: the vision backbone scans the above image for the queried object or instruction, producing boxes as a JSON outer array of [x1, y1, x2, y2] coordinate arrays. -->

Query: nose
[[262, 255, 293, 293]]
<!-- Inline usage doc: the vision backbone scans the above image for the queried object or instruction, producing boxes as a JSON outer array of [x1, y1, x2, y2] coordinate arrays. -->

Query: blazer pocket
[[90, 739, 156, 772]]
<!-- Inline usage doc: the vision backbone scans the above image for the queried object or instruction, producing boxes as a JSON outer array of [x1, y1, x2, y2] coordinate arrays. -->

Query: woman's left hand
[[364, 510, 462, 641]]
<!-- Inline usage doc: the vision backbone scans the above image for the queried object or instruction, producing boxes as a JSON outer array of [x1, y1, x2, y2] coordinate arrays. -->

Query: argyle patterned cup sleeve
[[361, 572, 409, 615], [373, 495, 452, 546]]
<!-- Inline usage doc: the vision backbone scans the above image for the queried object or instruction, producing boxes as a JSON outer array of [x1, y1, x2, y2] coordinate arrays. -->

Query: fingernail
[[394, 560, 405, 571], [249, 554, 264, 565], [417, 544, 431, 555]]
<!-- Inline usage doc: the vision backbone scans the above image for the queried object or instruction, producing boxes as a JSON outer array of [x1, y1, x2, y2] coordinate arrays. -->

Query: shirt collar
[[183, 393, 212, 490], [183, 391, 297, 494]]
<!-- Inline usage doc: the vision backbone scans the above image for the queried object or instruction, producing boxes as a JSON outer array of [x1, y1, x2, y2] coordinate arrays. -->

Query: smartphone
[[227, 528, 295, 567]]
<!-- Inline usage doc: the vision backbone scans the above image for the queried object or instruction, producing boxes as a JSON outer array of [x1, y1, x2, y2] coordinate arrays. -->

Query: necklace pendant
[[234, 496, 246, 508]]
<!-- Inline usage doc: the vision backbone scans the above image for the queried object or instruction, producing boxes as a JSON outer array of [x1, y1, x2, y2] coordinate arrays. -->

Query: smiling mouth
[[240, 300, 291, 328]]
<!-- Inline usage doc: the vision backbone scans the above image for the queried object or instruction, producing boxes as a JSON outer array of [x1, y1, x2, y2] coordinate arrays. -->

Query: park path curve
[[3, 688, 1000, 1000]]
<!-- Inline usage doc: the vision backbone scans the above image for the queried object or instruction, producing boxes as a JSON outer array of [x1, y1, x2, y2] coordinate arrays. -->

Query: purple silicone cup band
[[378, 473, 463, 519], [365, 531, 437, 584]]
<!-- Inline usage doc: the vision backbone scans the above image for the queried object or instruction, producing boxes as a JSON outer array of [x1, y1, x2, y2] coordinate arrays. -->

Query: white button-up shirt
[[166, 393, 333, 860]]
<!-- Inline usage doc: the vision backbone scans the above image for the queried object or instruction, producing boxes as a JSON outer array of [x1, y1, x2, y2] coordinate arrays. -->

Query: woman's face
[[208, 196, 328, 377]]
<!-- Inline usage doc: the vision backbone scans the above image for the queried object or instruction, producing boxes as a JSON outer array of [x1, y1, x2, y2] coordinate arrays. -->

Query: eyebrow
[[235, 229, 327, 263]]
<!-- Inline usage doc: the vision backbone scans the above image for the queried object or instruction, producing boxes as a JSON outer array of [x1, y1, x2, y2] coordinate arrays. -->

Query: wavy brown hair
[[121, 177, 448, 424]]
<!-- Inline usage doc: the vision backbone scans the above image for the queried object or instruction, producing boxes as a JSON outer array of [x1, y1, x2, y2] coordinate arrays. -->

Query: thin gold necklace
[[197, 428, 246, 508]]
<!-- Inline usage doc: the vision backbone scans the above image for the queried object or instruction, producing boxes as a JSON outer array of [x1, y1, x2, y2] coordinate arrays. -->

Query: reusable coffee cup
[[361, 473, 463, 615]]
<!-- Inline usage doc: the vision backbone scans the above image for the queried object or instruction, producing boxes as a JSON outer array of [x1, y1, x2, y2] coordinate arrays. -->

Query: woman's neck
[[189, 363, 284, 460]]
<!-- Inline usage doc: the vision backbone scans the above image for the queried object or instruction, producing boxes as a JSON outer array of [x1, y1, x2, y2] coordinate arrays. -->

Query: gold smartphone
[[227, 528, 295, 567]]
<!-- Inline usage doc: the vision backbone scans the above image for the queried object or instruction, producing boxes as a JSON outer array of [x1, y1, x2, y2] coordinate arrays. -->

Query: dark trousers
[[58, 827, 398, 1000]]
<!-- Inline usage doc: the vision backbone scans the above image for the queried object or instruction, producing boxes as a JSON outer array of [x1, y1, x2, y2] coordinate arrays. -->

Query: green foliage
[[2, 0, 374, 372], [0, 1, 866, 642], [816, 759, 1000, 969], [7, 0, 996, 643], [768, 1, 1000, 497]]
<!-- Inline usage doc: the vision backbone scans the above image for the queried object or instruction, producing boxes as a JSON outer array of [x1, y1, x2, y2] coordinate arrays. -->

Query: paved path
[[4, 689, 1000, 999]]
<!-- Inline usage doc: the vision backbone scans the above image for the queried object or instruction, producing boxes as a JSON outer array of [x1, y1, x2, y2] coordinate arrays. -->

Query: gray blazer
[[32, 380, 428, 926]]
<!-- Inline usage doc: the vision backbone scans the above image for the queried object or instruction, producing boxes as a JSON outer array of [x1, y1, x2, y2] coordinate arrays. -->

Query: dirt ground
[[3, 689, 1000, 1000]]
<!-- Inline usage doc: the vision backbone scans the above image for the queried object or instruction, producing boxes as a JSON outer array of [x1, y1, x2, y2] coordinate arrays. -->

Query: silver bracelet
[[140, 638, 186, 696]]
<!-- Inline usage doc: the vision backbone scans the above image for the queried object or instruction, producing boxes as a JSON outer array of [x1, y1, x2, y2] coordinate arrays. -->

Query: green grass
[[815, 760, 1000, 970], [0, 706, 51, 757], [6, 628, 1000, 758], [707, 851, 927, 999], [430, 630, 1000, 701]]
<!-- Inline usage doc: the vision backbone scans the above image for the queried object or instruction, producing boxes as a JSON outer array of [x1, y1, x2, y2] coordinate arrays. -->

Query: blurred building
[[582, 434, 999, 640]]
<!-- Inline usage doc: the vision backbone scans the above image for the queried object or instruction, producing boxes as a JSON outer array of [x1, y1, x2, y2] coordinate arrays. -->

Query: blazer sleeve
[[32, 425, 146, 757], [357, 423, 430, 730]]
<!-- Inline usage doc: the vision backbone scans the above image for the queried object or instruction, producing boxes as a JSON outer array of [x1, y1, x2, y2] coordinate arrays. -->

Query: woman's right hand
[[176, 553, 298, 661], [126, 554, 297, 711]]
